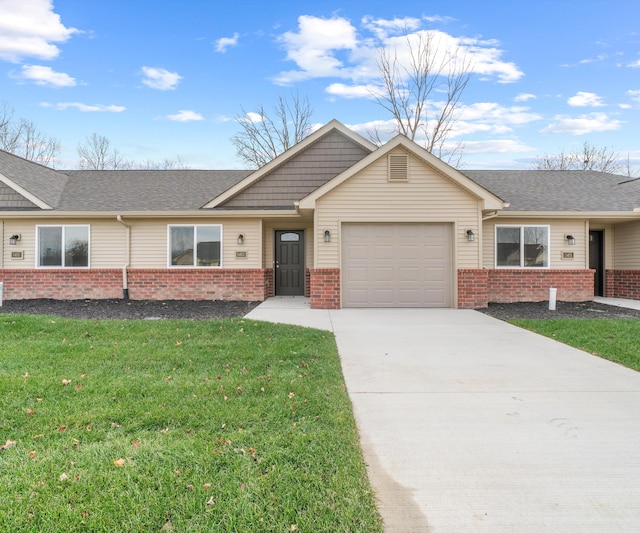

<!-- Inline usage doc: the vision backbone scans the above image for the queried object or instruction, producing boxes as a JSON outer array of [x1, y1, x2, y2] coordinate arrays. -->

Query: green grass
[[511, 318, 640, 371], [0, 315, 382, 532]]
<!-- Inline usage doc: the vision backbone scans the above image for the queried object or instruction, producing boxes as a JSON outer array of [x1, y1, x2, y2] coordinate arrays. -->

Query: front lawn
[[0, 315, 382, 532], [511, 318, 640, 371]]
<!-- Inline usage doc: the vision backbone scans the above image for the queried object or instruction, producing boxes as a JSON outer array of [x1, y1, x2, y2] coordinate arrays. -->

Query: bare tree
[[137, 156, 191, 170], [532, 142, 624, 174], [77, 133, 132, 170], [0, 102, 61, 166], [372, 31, 472, 164], [232, 93, 314, 168]]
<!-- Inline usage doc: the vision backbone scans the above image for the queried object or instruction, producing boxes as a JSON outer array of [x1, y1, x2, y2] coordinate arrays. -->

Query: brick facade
[[457, 269, 489, 309], [309, 268, 340, 309], [0, 269, 270, 302], [458, 268, 594, 308], [605, 270, 640, 299]]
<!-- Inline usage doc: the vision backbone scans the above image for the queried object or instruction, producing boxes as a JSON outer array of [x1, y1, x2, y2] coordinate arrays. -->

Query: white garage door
[[342, 223, 452, 308]]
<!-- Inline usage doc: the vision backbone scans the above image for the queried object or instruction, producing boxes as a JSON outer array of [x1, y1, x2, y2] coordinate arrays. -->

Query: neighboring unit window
[[496, 225, 549, 268], [169, 225, 221, 267], [37, 225, 89, 267]]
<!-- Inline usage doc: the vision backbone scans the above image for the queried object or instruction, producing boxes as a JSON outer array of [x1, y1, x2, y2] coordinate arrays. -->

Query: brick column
[[457, 269, 489, 308], [309, 268, 340, 309]]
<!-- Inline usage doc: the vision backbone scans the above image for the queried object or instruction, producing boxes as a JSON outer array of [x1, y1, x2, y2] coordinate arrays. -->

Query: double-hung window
[[496, 225, 549, 268], [169, 225, 222, 267], [37, 225, 90, 267]]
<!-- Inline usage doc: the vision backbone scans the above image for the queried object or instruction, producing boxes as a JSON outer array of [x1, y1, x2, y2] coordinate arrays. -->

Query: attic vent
[[388, 154, 408, 181]]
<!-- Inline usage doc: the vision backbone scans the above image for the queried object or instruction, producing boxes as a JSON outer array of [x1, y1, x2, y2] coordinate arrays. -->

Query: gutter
[[116, 215, 131, 300]]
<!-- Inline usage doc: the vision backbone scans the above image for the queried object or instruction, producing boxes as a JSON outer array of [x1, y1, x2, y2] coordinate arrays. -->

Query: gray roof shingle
[[462, 170, 640, 212], [0, 149, 69, 207], [59, 169, 251, 211]]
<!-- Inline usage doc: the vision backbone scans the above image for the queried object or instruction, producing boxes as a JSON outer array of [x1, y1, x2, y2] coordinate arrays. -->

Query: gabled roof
[[463, 170, 640, 212], [298, 134, 506, 212], [0, 149, 69, 209], [203, 119, 377, 209], [60, 170, 251, 211]]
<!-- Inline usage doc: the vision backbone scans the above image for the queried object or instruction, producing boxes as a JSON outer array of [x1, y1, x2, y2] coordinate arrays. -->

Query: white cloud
[[40, 102, 125, 112], [459, 139, 536, 154], [215, 32, 239, 53], [423, 15, 457, 24], [454, 102, 542, 136], [567, 91, 605, 107], [627, 89, 640, 102], [166, 110, 204, 122], [361, 15, 421, 40], [514, 93, 536, 102], [141, 66, 182, 90], [0, 0, 79, 62], [13, 64, 75, 87], [273, 16, 523, 87], [325, 82, 381, 99], [629, 59, 640, 68], [540, 113, 623, 135], [274, 15, 358, 84]]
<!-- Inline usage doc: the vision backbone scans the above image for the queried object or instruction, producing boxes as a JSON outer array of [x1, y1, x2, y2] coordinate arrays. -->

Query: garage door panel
[[342, 223, 452, 308]]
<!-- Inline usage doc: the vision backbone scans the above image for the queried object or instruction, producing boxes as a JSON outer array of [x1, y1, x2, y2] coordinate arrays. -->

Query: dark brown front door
[[589, 230, 604, 296], [275, 230, 305, 296]]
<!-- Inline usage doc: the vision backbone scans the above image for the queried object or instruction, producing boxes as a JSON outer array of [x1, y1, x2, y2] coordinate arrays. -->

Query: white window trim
[[36, 224, 91, 269], [494, 224, 550, 269], [167, 224, 223, 268]]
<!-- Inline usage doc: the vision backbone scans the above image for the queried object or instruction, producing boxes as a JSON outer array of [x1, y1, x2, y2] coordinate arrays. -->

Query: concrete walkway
[[245, 297, 640, 532]]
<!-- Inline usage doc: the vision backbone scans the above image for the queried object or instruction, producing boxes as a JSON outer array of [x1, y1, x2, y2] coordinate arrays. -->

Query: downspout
[[116, 215, 130, 300]]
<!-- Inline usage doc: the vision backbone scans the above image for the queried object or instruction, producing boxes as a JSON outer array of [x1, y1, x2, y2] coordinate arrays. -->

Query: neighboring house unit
[[1, 119, 640, 309]]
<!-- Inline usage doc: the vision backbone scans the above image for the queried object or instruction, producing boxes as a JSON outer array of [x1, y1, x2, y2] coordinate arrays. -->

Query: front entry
[[589, 230, 604, 296], [275, 230, 305, 296]]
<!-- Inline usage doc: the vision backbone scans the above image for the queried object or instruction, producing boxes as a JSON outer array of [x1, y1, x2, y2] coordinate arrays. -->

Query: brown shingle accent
[[221, 130, 371, 208]]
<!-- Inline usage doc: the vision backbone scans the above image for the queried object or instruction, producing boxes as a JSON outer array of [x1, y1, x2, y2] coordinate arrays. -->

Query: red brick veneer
[[0, 269, 270, 301], [457, 269, 489, 309], [309, 268, 340, 309], [0, 269, 123, 300], [457, 269, 594, 308], [605, 270, 640, 299]]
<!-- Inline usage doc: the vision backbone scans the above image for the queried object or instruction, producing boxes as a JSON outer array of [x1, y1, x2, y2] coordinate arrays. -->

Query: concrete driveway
[[246, 298, 640, 532]]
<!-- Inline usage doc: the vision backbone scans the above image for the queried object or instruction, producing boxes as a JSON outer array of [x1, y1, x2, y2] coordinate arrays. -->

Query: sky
[[1, 0, 639, 171]]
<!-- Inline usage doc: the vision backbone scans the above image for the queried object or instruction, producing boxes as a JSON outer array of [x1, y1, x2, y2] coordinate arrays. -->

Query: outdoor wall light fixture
[[566, 234, 576, 245], [324, 230, 331, 243], [237, 234, 244, 245], [466, 229, 475, 242], [9, 234, 20, 245]]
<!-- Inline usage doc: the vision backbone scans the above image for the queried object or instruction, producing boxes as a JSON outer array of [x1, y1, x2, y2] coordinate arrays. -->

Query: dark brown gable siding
[[0, 181, 38, 208], [221, 130, 371, 208]]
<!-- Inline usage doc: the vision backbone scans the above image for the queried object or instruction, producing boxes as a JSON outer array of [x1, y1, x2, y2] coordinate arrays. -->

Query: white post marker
[[549, 287, 557, 311]]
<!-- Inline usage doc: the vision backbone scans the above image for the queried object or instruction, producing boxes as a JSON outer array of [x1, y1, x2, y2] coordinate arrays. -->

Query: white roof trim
[[201, 119, 377, 208], [298, 135, 506, 211], [0, 172, 52, 209]]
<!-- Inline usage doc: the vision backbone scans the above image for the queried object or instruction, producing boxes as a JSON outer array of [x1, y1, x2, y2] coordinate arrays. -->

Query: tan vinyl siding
[[482, 218, 588, 269], [2, 219, 126, 269], [315, 148, 482, 269], [263, 220, 314, 268], [223, 130, 370, 208], [612, 221, 640, 269], [129, 218, 262, 268], [1, 218, 262, 269]]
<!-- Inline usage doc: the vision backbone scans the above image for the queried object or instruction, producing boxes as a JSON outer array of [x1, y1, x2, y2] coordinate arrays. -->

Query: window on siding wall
[[496, 225, 549, 268], [169, 225, 222, 267], [37, 225, 89, 267]]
